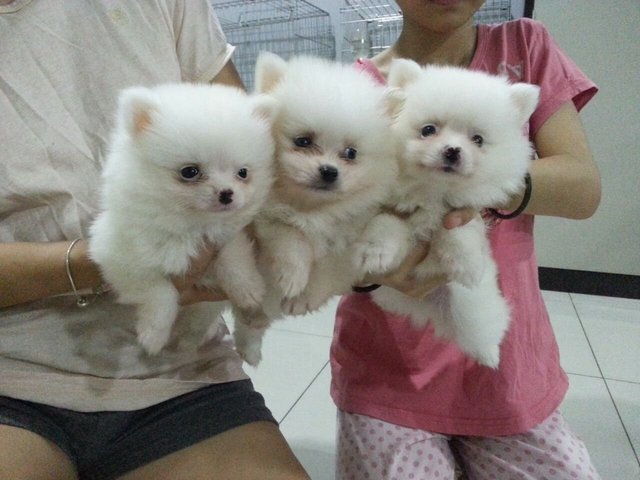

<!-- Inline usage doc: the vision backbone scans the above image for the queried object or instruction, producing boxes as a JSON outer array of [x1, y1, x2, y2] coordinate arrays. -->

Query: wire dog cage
[[340, 0, 522, 63], [211, 0, 335, 89]]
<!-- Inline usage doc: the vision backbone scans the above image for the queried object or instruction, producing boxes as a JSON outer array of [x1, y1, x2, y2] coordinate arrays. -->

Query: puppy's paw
[[282, 290, 331, 316], [431, 228, 487, 287], [281, 296, 304, 316], [227, 279, 266, 310], [408, 315, 430, 330], [353, 240, 404, 275], [233, 322, 268, 367], [137, 324, 171, 355], [236, 342, 263, 366], [471, 345, 501, 369], [437, 249, 485, 287], [136, 303, 177, 355], [276, 265, 310, 299]]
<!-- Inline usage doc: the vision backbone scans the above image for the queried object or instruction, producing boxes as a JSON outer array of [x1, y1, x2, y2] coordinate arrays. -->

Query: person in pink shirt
[[330, 1, 602, 479]]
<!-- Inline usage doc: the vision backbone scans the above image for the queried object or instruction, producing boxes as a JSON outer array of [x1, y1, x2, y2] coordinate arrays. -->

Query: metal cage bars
[[340, 0, 516, 62], [211, 0, 335, 89]]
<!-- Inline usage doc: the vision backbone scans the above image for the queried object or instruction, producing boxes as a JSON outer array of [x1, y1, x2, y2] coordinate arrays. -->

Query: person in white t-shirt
[[0, 1, 309, 478]]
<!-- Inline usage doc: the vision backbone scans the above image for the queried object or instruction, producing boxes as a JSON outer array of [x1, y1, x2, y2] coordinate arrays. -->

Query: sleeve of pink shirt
[[519, 19, 598, 136]]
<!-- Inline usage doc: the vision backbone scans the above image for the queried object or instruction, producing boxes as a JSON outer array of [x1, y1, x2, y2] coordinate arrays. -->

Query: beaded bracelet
[[488, 172, 532, 220]]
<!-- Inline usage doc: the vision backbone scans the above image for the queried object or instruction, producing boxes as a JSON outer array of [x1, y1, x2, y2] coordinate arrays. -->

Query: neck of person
[[373, 19, 478, 77]]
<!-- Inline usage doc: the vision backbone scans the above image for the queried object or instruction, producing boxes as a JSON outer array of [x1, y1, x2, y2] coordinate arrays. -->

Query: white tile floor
[[240, 292, 640, 479]]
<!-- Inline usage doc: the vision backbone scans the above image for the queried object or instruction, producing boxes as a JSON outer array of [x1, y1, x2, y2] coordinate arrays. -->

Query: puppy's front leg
[[210, 230, 266, 310], [283, 253, 352, 316], [231, 305, 270, 366], [132, 278, 181, 355], [263, 224, 314, 299], [429, 216, 488, 288], [353, 213, 413, 276]]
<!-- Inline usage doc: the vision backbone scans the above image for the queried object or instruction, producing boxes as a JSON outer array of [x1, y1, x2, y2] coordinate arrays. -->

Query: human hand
[[358, 207, 478, 299], [171, 242, 229, 305], [363, 242, 448, 299], [442, 207, 477, 229]]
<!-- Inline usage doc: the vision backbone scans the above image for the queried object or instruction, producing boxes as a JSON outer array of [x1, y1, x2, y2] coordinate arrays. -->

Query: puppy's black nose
[[219, 189, 234, 205], [443, 146, 461, 165], [319, 165, 339, 183]]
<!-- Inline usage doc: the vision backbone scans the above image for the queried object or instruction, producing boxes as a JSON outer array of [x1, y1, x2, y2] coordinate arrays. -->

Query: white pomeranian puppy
[[231, 52, 403, 366], [360, 60, 540, 368], [89, 83, 276, 355]]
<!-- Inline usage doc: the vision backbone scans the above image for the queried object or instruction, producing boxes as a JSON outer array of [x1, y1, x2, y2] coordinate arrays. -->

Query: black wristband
[[352, 284, 381, 293], [488, 172, 532, 220]]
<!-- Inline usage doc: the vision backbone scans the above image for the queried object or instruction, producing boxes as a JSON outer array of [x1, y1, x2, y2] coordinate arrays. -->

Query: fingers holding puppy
[[359, 207, 479, 299], [363, 242, 447, 300], [171, 242, 229, 306], [443, 206, 477, 230]]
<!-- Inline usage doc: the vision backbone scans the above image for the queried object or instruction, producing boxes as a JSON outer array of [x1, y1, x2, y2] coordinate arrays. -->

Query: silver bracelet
[[65, 238, 90, 307]]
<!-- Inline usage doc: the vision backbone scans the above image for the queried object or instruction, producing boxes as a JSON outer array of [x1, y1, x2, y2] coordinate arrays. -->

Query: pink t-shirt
[[330, 19, 598, 436]]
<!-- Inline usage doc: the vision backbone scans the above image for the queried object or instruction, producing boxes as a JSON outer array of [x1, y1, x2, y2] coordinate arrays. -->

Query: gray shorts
[[0, 379, 276, 480]]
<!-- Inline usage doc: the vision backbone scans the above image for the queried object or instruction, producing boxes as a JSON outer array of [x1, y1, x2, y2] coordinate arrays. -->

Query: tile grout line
[[271, 327, 333, 339], [278, 360, 330, 424], [565, 371, 609, 381], [600, 377, 640, 386], [570, 370, 640, 385], [569, 293, 640, 468]]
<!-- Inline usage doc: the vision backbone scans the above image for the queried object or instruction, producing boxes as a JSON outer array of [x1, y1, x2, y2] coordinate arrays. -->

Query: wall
[[533, 0, 640, 276]]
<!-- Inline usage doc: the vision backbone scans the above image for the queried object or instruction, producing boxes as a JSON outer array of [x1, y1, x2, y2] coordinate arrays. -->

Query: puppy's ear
[[387, 59, 423, 89], [381, 87, 406, 120], [118, 87, 158, 137], [254, 52, 287, 94], [251, 93, 279, 124], [509, 83, 540, 126]]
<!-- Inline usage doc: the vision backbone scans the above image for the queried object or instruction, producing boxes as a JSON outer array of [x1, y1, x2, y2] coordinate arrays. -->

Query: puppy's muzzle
[[442, 146, 461, 172], [219, 189, 234, 205], [318, 165, 339, 184]]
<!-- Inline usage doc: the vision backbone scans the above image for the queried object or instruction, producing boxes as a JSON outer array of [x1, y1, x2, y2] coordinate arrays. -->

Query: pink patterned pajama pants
[[336, 410, 600, 480]]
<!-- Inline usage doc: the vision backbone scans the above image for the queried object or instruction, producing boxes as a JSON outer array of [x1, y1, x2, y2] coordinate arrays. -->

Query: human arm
[[0, 240, 227, 309], [0, 241, 103, 309], [210, 59, 245, 90], [498, 101, 601, 219]]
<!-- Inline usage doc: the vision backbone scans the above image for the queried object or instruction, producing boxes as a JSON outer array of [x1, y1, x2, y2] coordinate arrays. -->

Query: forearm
[[210, 59, 245, 90], [502, 153, 601, 219], [0, 240, 103, 308], [500, 101, 601, 220]]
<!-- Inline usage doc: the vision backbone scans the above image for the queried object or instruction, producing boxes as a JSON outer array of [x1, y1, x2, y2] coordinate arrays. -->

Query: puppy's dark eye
[[237, 168, 248, 179], [472, 134, 484, 147], [421, 125, 437, 137], [180, 165, 201, 181], [342, 147, 357, 161], [293, 136, 312, 148]]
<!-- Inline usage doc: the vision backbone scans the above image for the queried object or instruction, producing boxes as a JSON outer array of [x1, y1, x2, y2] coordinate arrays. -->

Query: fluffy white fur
[[362, 60, 540, 367], [231, 53, 402, 366], [89, 83, 276, 354]]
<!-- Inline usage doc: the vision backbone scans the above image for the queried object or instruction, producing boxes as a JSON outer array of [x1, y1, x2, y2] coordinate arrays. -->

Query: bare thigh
[[118, 421, 309, 480], [0, 424, 77, 480]]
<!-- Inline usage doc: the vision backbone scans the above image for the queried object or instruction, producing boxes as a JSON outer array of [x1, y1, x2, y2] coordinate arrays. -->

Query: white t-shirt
[[0, 0, 248, 411]]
